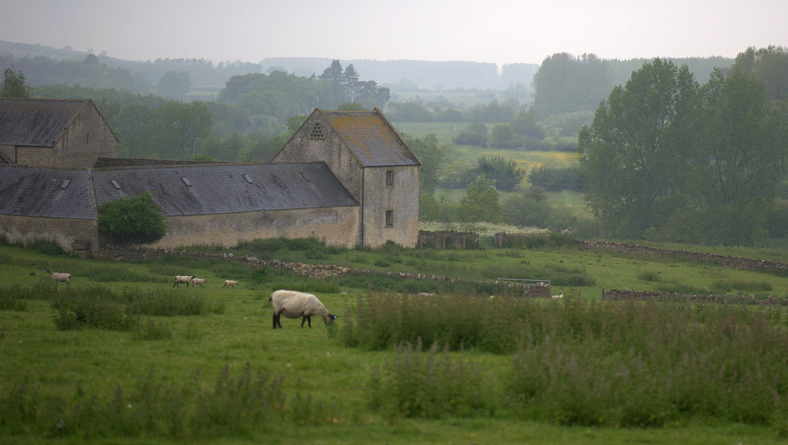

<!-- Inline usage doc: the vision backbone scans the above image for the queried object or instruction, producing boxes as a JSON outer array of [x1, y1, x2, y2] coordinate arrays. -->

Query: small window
[[243, 174, 253, 183], [309, 122, 324, 139], [386, 210, 393, 227], [182, 177, 192, 186], [111, 179, 121, 189], [301, 172, 310, 182], [386, 170, 394, 187], [60, 179, 71, 189], [86, 132, 89, 145]]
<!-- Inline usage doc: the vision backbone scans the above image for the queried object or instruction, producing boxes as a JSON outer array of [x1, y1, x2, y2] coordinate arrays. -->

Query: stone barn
[[0, 98, 118, 168], [274, 108, 420, 248], [0, 107, 421, 254]]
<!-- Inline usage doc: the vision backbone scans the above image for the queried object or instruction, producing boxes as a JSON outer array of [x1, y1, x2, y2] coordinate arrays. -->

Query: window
[[86, 132, 89, 145], [60, 179, 71, 189], [386, 170, 394, 187], [309, 122, 324, 139], [386, 210, 393, 227], [243, 174, 253, 183], [301, 172, 310, 182], [111, 179, 121, 189], [182, 177, 192, 186]]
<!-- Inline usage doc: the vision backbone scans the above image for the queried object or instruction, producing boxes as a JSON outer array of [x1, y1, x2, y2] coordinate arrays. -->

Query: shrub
[[98, 191, 166, 245], [453, 131, 487, 146]]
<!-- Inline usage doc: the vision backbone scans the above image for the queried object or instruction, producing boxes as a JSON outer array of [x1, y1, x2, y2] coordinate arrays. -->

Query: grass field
[[2, 241, 788, 443]]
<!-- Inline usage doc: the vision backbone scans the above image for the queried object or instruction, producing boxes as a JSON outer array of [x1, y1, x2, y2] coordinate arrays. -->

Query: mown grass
[[2, 241, 788, 443]]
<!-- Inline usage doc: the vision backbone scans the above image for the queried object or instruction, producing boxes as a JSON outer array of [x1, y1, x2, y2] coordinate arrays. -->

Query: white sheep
[[223, 280, 239, 289], [173, 275, 195, 288], [552, 293, 564, 299], [269, 289, 338, 329], [191, 278, 207, 288], [45, 269, 70, 286]]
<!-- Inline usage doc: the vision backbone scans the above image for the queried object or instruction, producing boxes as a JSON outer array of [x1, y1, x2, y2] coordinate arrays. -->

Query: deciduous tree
[[578, 59, 697, 238]]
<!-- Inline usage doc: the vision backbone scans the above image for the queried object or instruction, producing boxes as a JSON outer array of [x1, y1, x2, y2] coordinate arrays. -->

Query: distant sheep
[[552, 293, 564, 299], [173, 275, 195, 288], [44, 269, 70, 286], [269, 289, 337, 329], [417, 292, 435, 296], [191, 278, 207, 288], [223, 280, 239, 289]]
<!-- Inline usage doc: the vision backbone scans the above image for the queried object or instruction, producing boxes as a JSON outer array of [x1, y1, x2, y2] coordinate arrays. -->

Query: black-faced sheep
[[173, 275, 195, 288], [191, 278, 207, 288], [45, 269, 70, 286], [269, 289, 337, 329], [223, 280, 239, 288]]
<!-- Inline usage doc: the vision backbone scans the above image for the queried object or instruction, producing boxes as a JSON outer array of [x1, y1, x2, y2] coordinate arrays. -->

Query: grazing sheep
[[552, 293, 564, 299], [173, 275, 195, 288], [44, 269, 70, 286], [191, 278, 207, 288], [269, 289, 337, 329], [417, 292, 435, 296], [223, 280, 239, 289]]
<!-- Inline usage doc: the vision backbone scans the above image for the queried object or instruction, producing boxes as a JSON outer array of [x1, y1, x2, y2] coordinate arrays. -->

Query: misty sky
[[1, 0, 785, 67]]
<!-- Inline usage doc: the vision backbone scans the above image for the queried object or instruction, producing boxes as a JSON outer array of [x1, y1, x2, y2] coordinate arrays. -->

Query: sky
[[1, 0, 785, 67]]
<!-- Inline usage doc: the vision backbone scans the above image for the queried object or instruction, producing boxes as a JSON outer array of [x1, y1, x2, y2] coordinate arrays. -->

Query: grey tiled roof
[[93, 163, 358, 216], [0, 166, 95, 219], [0, 98, 87, 147], [322, 109, 420, 167]]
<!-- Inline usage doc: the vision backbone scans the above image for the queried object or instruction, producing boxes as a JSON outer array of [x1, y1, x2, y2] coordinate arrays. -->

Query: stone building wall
[[149, 206, 360, 249], [362, 166, 419, 248], [0, 214, 99, 256], [54, 103, 118, 169], [274, 113, 364, 202]]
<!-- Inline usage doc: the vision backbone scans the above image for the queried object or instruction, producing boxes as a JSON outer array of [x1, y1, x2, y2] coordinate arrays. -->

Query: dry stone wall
[[579, 240, 788, 275]]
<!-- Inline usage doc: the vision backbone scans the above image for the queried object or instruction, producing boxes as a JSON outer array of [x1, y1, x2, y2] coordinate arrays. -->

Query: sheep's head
[[325, 314, 338, 324]]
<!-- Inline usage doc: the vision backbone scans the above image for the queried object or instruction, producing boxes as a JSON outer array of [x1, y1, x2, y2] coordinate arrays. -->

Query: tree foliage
[[1, 66, 30, 98], [580, 58, 787, 245], [403, 133, 449, 195], [532, 53, 614, 116], [97, 192, 166, 245], [458, 177, 503, 223]]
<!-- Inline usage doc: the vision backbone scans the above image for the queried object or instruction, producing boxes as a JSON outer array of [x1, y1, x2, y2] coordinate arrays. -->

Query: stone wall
[[55, 102, 118, 168], [363, 166, 419, 248], [604, 288, 788, 306], [148, 206, 360, 250], [274, 112, 364, 202], [0, 214, 99, 255], [580, 240, 788, 275]]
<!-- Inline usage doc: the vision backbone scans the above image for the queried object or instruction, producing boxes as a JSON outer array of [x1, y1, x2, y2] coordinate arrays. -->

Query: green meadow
[[2, 238, 788, 443]]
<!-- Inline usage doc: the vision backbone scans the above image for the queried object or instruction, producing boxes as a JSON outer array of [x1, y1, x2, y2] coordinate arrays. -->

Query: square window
[[386, 170, 394, 187], [386, 210, 393, 227]]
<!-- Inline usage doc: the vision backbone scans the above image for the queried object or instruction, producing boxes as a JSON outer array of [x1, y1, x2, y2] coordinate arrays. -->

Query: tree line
[[579, 55, 788, 246]]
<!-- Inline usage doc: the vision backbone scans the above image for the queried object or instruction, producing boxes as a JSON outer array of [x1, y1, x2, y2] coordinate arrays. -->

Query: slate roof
[[321, 108, 420, 167], [0, 166, 95, 219], [0, 98, 88, 147], [93, 163, 358, 216]]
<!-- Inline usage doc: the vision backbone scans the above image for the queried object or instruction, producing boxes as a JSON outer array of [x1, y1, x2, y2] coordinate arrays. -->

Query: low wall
[[604, 288, 788, 306], [418, 231, 478, 249]]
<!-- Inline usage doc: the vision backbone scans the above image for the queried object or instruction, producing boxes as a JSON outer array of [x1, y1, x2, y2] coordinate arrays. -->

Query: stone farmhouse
[[0, 103, 420, 255], [0, 98, 118, 168]]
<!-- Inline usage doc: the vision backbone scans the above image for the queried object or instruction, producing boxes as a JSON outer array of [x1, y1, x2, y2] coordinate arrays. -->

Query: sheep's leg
[[273, 313, 278, 329], [301, 316, 312, 328]]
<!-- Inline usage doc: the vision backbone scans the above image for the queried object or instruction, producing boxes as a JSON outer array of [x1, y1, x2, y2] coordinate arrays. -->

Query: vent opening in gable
[[309, 122, 324, 139]]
